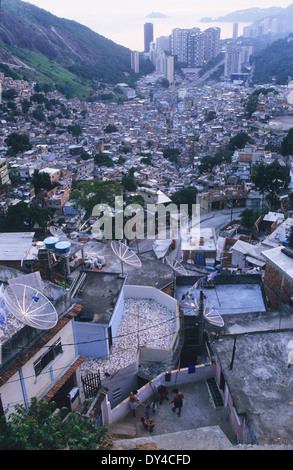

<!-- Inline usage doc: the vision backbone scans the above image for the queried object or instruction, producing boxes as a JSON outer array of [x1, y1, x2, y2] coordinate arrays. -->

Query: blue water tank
[[44, 237, 59, 250], [55, 241, 71, 255]]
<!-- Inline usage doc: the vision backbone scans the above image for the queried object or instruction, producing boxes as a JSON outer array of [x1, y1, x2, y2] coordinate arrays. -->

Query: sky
[[26, 0, 293, 50]]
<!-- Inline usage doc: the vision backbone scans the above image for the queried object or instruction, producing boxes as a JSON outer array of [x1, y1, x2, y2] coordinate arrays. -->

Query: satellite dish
[[111, 240, 141, 274], [166, 257, 188, 276], [4, 284, 58, 330], [204, 305, 224, 328], [49, 226, 68, 240], [0, 283, 8, 329]]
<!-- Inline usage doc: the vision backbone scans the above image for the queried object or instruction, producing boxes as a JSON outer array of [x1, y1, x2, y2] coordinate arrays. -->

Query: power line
[[1, 313, 179, 352]]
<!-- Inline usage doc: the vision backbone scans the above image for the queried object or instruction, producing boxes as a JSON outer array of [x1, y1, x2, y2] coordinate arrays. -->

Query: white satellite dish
[[166, 257, 188, 276], [111, 240, 141, 274], [50, 226, 68, 240], [204, 305, 224, 328], [4, 284, 58, 330]]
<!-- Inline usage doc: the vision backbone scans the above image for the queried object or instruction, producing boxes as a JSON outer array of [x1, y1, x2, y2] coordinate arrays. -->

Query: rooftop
[[0, 232, 36, 261], [211, 330, 293, 446], [109, 379, 236, 449], [73, 271, 126, 325]]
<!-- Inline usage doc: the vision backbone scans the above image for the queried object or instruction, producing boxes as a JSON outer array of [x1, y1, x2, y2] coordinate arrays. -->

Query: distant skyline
[[26, 0, 293, 49]]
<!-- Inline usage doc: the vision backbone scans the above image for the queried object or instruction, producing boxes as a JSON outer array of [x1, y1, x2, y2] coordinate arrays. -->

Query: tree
[[2, 89, 18, 101], [122, 171, 137, 192], [31, 169, 55, 193], [6, 202, 52, 230], [251, 160, 290, 207], [94, 153, 114, 167], [281, 128, 293, 156], [104, 124, 118, 134], [5, 133, 32, 155], [163, 148, 180, 164], [21, 100, 31, 114], [32, 106, 46, 122], [171, 186, 198, 215], [227, 132, 254, 151], [69, 180, 121, 217], [240, 208, 267, 228], [0, 398, 108, 450], [67, 124, 82, 139]]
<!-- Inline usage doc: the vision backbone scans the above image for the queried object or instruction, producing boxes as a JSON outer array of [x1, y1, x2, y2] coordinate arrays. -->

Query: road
[[199, 207, 244, 237]]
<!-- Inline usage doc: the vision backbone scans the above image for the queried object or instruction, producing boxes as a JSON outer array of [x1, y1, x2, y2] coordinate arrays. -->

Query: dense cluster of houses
[[1, 69, 293, 448]]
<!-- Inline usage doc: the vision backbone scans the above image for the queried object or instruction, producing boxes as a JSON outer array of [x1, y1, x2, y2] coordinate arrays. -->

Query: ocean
[[83, 10, 252, 50]]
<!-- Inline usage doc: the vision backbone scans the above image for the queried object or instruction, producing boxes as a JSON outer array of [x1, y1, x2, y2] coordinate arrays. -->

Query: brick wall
[[264, 262, 292, 309]]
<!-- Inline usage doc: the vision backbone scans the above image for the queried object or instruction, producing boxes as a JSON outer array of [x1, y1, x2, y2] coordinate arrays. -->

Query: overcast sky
[[26, 0, 293, 49]]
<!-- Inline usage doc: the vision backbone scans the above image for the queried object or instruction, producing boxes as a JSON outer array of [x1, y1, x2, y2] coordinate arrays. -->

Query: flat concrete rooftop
[[73, 271, 125, 325], [211, 330, 293, 446], [109, 380, 236, 449], [176, 283, 266, 316]]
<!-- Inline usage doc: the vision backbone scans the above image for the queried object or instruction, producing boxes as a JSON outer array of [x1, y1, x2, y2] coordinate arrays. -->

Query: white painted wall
[[102, 364, 216, 426], [0, 320, 77, 419]]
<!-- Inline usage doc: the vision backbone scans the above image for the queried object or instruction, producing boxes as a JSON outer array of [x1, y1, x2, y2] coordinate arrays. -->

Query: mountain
[[201, 3, 293, 28], [209, 6, 284, 22], [0, 0, 147, 99], [252, 35, 293, 85]]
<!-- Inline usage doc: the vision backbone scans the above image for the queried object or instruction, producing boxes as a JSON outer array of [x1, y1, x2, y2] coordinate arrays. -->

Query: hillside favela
[[1, 0, 293, 455]]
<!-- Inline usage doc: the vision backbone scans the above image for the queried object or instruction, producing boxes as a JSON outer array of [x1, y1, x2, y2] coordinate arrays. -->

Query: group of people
[[129, 386, 185, 433]]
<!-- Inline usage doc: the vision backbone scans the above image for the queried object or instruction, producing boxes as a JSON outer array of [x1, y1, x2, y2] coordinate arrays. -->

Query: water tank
[[55, 241, 71, 255], [44, 237, 59, 250]]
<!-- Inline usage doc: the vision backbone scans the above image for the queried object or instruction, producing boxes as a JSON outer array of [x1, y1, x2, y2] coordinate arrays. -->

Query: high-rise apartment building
[[187, 30, 205, 67], [131, 51, 140, 73], [224, 45, 242, 78], [204, 27, 221, 62], [165, 55, 174, 84], [171, 27, 220, 67], [144, 23, 154, 53]]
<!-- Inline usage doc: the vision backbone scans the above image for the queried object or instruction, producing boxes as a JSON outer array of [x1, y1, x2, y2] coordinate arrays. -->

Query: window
[[112, 387, 122, 400], [33, 338, 63, 377]]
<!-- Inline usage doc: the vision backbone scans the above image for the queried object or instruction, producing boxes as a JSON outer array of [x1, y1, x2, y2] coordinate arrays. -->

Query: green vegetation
[[227, 132, 254, 151], [251, 159, 290, 208], [163, 148, 180, 164], [281, 128, 293, 156], [1, 45, 90, 100], [31, 169, 59, 193], [171, 186, 198, 215], [245, 88, 278, 117], [122, 168, 137, 192], [199, 150, 233, 174], [104, 124, 118, 134], [0, 0, 154, 99], [0, 201, 52, 231], [5, 132, 32, 155], [240, 208, 268, 228], [252, 36, 293, 85], [94, 153, 114, 168], [69, 180, 121, 217], [0, 397, 108, 450]]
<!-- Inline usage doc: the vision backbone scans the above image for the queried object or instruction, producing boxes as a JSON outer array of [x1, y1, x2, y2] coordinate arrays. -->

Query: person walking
[[157, 384, 169, 405], [169, 388, 184, 417]]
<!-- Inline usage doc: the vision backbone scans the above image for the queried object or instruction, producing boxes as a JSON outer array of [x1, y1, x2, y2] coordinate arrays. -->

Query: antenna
[[4, 284, 58, 330], [165, 256, 188, 276], [0, 283, 8, 329], [204, 305, 224, 328], [111, 240, 141, 275], [49, 225, 68, 240]]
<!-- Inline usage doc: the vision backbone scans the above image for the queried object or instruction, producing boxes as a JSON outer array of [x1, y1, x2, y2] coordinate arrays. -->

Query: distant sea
[[89, 10, 252, 50]]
